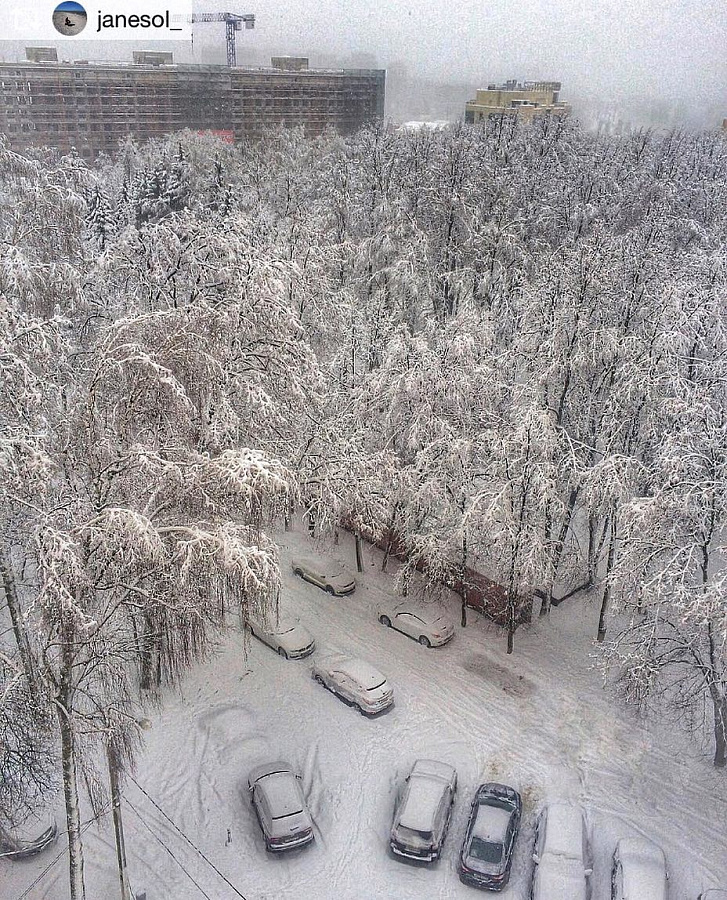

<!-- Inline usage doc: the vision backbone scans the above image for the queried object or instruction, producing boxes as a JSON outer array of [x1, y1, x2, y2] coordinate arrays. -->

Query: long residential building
[[0, 57, 386, 158]]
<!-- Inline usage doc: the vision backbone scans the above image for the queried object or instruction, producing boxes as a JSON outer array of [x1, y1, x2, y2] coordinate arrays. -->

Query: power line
[[125, 796, 213, 900], [128, 775, 249, 900]]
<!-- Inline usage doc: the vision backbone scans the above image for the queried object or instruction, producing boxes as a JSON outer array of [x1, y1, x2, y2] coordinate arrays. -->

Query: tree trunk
[[58, 630, 85, 900], [139, 611, 159, 690], [506, 591, 516, 655], [355, 536, 364, 573], [597, 509, 618, 642], [542, 486, 579, 617], [711, 691, 727, 768], [460, 530, 468, 628], [0, 544, 39, 693]]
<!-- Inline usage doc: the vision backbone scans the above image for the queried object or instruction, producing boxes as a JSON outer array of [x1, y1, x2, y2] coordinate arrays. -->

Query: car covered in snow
[[531, 802, 592, 900], [246, 613, 315, 659], [377, 603, 454, 648], [390, 759, 457, 862], [291, 557, 356, 595], [611, 837, 668, 900], [311, 654, 394, 715], [459, 782, 522, 891], [248, 761, 314, 852], [699, 892, 727, 900]]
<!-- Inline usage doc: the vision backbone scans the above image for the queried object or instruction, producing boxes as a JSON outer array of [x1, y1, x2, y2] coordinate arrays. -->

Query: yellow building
[[465, 80, 570, 124]]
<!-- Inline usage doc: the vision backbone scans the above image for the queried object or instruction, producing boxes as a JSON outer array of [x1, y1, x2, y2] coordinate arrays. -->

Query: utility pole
[[108, 745, 131, 900]]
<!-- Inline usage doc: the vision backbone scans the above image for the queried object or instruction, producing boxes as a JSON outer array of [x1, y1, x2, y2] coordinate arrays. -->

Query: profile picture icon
[[52, 1, 87, 36]]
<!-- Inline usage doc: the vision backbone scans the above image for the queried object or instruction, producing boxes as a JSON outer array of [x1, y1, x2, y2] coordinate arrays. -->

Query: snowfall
[[4, 528, 727, 900]]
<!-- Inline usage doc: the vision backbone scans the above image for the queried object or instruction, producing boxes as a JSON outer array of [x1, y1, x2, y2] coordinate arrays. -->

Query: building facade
[[0, 59, 385, 158], [465, 80, 570, 124]]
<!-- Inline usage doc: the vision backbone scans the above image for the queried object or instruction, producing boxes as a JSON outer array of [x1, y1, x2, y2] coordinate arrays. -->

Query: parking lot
[[9, 529, 726, 900]]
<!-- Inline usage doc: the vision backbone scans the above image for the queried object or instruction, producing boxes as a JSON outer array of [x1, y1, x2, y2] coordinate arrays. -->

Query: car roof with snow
[[329, 655, 386, 687], [472, 804, 512, 843], [399, 773, 449, 831], [411, 758, 456, 782], [536, 857, 587, 899], [253, 769, 303, 816], [541, 802, 585, 860], [393, 603, 447, 623], [250, 614, 299, 634], [618, 838, 667, 896]]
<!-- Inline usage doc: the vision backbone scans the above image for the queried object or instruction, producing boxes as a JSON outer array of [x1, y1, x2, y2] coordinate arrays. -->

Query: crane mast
[[189, 12, 255, 67]]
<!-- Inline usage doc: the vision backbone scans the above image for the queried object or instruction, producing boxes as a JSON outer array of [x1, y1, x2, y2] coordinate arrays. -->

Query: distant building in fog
[[464, 80, 570, 124], [0, 56, 385, 158]]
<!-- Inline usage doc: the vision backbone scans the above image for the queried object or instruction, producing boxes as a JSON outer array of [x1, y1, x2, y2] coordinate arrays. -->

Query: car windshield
[[399, 825, 433, 841], [367, 680, 387, 691], [469, 837, 504, 864], [273, 624, 296, 635]]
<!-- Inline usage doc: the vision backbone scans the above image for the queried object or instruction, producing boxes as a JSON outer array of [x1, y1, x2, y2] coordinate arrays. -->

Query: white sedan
[[378, 603, 454, 647], [312, 654, 394, 716], [247, 614, 315, 659], [291, 557, 356, 595], [612, 838, 668, 900]]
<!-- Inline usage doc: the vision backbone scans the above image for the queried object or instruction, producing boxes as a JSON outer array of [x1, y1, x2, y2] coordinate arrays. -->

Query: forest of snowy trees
[[1, 116, 726, 898]]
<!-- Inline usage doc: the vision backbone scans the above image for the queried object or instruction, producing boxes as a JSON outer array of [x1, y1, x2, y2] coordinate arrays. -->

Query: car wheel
[[313, 673, 324, 684], [278, 647, 288, 659], [293, 567, 303, 577], [325, 585, 335, 595], [248, 625, 255, 637], [419, 635, 431, 647], [379, 615, 391, 627]]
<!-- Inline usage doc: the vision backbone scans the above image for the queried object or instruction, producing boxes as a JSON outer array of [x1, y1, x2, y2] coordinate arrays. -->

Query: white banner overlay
[[6, 1, 194, 41]]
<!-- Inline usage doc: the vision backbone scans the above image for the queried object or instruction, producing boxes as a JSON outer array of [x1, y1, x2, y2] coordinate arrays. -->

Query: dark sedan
[[459, 782, 522, 891]]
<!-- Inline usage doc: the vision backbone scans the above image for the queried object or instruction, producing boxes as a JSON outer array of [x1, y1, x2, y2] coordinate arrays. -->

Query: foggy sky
[[2, 0, 726, 118]]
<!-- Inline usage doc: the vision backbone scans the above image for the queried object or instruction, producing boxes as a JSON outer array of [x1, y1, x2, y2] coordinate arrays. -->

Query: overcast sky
[[2, 0, 726, 108]]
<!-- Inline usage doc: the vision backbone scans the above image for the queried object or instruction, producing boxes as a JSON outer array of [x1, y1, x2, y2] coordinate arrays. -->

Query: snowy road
[[5, 529, 727, 900]]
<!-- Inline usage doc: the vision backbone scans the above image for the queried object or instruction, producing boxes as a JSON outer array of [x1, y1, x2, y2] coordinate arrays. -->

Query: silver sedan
[[291, 557, 356, 595], [312, 654, 394, 715], [378, 603, 454, 647], [247, 614, 315, 659]]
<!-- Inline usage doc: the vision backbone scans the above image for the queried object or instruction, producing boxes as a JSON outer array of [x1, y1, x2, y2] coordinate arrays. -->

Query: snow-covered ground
[[5, 528, 727, 899]]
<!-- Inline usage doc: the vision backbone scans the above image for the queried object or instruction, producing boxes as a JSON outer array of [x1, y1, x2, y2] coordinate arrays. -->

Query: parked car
[[247, 613, 315, 659], [291, 557, 356, 595], [532, 802, 592, 900], [459, 783, 522, 891], [390, 759, 457, 861], [611, 838, 668, 900], [247, 761, 314, 852], [699, 892, 727, 899], [311, 654, 394, 715], [378, 603, 454, 648], [0, 821, 58, 860]]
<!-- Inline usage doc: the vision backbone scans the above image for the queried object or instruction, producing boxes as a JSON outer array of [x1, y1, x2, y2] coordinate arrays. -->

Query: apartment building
[[465, 80, 570, 124], [0, 57, 386, 158]]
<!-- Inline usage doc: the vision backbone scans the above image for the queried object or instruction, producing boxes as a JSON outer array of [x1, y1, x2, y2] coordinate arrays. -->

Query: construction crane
[[189, 12, 255, 68]]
